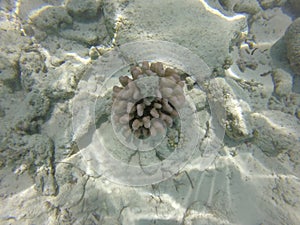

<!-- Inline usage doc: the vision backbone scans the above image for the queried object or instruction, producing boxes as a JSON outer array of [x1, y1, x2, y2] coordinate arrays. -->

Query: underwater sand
[[0, 0, 300, 224]]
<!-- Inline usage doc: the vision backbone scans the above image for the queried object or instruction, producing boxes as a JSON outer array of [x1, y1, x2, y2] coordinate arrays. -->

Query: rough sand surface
[[0, 0, 300, 224]]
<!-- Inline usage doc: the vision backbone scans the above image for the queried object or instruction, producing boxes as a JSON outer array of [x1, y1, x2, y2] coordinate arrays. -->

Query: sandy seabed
[[0, 0, 300, 224]]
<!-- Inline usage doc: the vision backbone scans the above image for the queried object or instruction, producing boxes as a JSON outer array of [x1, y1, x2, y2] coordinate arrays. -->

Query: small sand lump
[[65, 0, 102, 19], [29, 6, 72, 33], [112, 61, 185, 139], [272, 69, 293, 97]]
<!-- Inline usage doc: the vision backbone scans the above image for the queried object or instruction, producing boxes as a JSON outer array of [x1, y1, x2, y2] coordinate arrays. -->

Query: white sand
[[0, 0, 299, 224]]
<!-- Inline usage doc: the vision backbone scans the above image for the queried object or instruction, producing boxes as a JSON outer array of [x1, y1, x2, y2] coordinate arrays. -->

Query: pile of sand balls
[[112, 61, 185, 140]]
